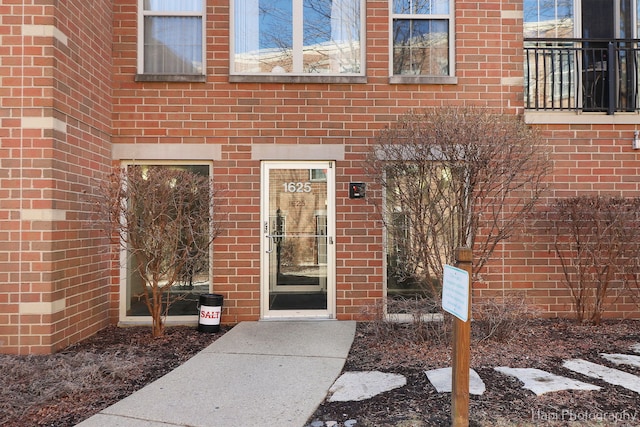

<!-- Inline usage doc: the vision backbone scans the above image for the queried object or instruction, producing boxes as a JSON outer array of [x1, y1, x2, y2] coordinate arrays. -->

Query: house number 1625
[[283, 182, 312, 193]]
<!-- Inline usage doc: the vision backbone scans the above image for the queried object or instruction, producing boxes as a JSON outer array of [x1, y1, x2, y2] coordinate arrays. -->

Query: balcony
[[525, 38, 640, 114]]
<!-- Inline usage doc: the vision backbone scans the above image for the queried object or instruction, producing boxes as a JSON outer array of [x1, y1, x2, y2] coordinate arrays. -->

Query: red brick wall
[[476, 124, 640, 320], [0, 1, 113, 354], [111, 0, 640, 323], [4, 0, 639, 354], [110, 0, 528, 325]]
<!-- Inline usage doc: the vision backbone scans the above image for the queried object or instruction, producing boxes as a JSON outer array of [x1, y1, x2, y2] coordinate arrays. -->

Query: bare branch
[[365, 107, 551, 297], [89, 166, 221, 337], [549, 196, 640, 324]]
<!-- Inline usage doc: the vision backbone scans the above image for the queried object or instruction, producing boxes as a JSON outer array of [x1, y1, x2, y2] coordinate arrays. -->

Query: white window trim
[[136, 0, 206, 77], [229, 0, 366, 78], [118, 160, 214, 326], [389, 0, 456, 81]]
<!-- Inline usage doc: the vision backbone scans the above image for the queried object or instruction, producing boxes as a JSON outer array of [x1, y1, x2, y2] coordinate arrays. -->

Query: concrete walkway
[[76, 321, 356, 427]]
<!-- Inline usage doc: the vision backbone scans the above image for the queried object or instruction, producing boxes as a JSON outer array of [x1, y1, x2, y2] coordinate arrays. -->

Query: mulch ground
[[0, 325, 227, 427], [307, 318, 640, 427], [2, 319, 640, 426]]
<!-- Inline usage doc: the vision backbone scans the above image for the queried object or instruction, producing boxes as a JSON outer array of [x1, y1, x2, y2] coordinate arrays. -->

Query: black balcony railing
[[524, 38, 640, 114]]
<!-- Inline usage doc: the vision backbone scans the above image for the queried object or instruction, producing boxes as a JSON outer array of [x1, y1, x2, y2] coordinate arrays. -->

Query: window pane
[[234, 0, 293, 73], [637, 0, 640, 38], [393, 0, 449, 15], [234, 0, 362, 74], [310, 168, 327, 181], [385, 167, 446, 312], [144, 16, 202, 74], [523, 0, 573, 38], [303, 0, 361, 73], [393, 19, 448, 75], [144, 0, 203, 12], [126, 165, 211, 317]]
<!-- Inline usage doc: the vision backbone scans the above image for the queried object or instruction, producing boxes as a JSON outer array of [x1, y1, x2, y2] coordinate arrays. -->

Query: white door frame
[[260, 161, 336, 319]]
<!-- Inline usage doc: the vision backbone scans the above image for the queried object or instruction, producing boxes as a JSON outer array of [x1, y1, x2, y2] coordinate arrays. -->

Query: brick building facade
[[1, 1, 113, 355], [2, 0, 640, 354]]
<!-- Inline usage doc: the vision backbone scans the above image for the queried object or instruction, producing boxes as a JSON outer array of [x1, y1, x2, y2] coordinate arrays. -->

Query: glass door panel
[[262, 162, 334, 317]]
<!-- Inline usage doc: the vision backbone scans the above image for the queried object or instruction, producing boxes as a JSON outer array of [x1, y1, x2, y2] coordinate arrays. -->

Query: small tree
[[91, 166, 221, 337], [550, 196, 640, 325], [366, 107, 551, 296]]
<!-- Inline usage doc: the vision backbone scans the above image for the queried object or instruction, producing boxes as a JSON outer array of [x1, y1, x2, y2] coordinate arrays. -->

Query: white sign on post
[[442, 264, 470, 322]]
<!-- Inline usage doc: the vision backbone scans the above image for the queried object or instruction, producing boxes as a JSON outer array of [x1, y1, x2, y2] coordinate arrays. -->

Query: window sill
[[135, 74, 207, 83], [229, 74, 367, 84], [389, 75, 458, 85]]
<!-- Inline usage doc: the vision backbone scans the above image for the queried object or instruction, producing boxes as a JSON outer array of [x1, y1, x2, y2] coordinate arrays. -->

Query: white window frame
[[118, 161, 213, 326], [230, 0, 366, 78], [382, 169, 444, 322], [389, 0, 456, 82], [136, 0, 206, 77]]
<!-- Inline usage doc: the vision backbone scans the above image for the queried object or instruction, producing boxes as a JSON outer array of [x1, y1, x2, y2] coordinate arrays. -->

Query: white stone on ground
[[328, 371, 407, 402], [424, 367, 486, 395], [563, 358, 640, 394], [630, 343, 640, 354], [601, 353, 640, 369], [495, 367, 600, 396]]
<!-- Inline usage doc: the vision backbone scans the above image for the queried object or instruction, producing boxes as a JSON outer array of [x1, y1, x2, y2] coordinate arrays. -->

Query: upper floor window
[[391, 0, 453, 77], [120, 163, 213, 321], [138, 0, 205, 76], [524, 0, 574, 39], [231, 0, 364, 76], [524, 0, 640, 113]]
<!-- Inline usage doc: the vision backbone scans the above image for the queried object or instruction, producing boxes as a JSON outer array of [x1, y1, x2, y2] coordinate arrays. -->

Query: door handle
[[266, 235, 274, 253]]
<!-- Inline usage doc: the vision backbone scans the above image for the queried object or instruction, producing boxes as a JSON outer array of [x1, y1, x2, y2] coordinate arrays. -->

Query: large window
[[384, 165, 453, 314], [524, 0, 640, 112], [523, 0, 574, 39], [232, 0, 364, 75], [138, 0, 205, 75], [122, 164, 212, 320], [391, 0, 453, 76]]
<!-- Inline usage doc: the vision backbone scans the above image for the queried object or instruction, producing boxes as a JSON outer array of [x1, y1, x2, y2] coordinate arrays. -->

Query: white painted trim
[[116, 162, 214, 326], [230, 0, 366, 77], [260, 161, 336, 320], [389, 0, 455, 78], [137, 0, 206, 75]]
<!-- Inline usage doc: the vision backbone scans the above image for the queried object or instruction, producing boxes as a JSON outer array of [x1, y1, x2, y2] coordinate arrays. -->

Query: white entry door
[[260, 161, 335, 319]]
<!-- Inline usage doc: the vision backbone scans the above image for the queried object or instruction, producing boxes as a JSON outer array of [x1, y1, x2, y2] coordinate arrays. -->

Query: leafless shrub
[[359, 298, 389, 338], [361, 297, 453, 344], [473, 293, 540, 342], [364, 292, 537, 346], [389, 297, 453, 343], [366, 107, 551, 295], [549, 196, 640, 325], [89, 166, 222, 337]]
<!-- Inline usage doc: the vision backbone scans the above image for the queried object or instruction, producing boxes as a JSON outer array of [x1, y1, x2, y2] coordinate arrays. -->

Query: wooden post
[[451, 247, 472, 427]]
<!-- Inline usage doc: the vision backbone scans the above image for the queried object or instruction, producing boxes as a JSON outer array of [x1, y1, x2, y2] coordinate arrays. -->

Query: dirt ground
[[2, 319, 640, 427]]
